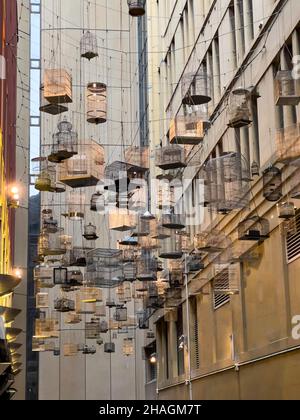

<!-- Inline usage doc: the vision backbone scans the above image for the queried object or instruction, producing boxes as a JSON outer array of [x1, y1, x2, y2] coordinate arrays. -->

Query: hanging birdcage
[[36, 292, 49, 309], [150, 220, 171, 240], [48, 118, 78, 163], [125, 146, 149, 171], [134, 280, 149, 294], [86, 248, 124, 288], [118, 238, 138, 262], [90, 191, 105, 212], [34, 265, 55, 288], [54, 297, 75, 312], [182, 70, 212, 106], [109, 210, 137, 232], [85, 319, 101, 340], [137, 252, 158, 281], [228, 88, 252, 128], [277, 201, 296, 219], [67, 190, 85, 220], [123, 338, 134, 356], [238, 216, 270, 241], [204, 152, 251, 214], [159, 231, 188, 260], [137, 310, 149, 330], [275, 70, 300, 106], [157, 178, 179, 210], [39, 85, 68, 115], [187, 255, 204, 272], [80, 31, 98, 60], [131, 217, 150, 238], [42, 209, 58, 233], [87, 82, 107, 124], [75, 288, 99, 315], [194, 229, 228, 253], [34, 317, 59, 339], [95, 305, 106, 318], [99, 320, 108, 333], [64, 343, 78, 357], [104, 342, 115, 353], [115, 306, 128, 322], [230, 242, 261, 263], [161, 210, 185, 230], [58, 139, 105, 188], [83, 222, 98, 240], [164, 289, 182, 309], [291, 168, 300, 199], [169, 112, 209, 145], [263, 166, 282, 202], [116, 282, 132, 303], [67, 244, 93, 267], [127, 0, 146, 16], [38, 228, 67, 257], [32, 157, 56, 192], [167, 260, 184, 288], [213, 264, 239, 295], [44, 69, 72, 104], [275, 123, 300, 165], [64, 312, 82, 324], [155, 145, 186, 170]]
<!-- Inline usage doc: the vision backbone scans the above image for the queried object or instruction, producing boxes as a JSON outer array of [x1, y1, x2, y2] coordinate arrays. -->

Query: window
[[286, 210, 300, 264], [213, 268, 230, 310]]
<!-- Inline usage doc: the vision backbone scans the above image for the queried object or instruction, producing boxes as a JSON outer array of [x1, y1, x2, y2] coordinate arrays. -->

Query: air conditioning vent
[[213, 268, 230, 310], [286, 210, 300, 263]]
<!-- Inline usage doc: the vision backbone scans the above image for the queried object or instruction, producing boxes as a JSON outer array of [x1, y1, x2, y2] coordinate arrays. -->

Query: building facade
[[145, 0, 300, 400]]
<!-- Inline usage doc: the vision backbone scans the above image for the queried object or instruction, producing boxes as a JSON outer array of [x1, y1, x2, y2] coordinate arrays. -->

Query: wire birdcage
[[123, 338, 134, 356], [83, 222, 98, 240], [150, 220, 171, 240], [115, 306, 128, 322], [34, 265, 55, 288], [137, 252, 158, 281], [36, 293, 49, 309], [75, 287, 99, 314], [40, 84, 68, 115], [90, 191, 105, 212], [64, 312, 82, 324], [66, 243, 94, 267], [58, 139, 105, 188], [63, 343, 78, 357], [99, 320, 109, 333], [291, 168, 300, 199], [161, 210, 185, 230], [137, 310, 150, 330], [181, 69, 212, 106], [164, 289, 182, 309], [277, 201, 296, 219], [34, 316, 59, 339], [125, 146, 149, 171], [38, 228, 67, 257], [109, 210, 137, 232], [127, 0, 146, 16], [80, 31, 98, 60], [167, 260, 184, 288], [204, 152, 251, 213], [48, 118, 78, 163], [86, 82, 107, 124], [67, 190, 86, 220], [86, 248, 124, 288], [85, 319, 101, 340], [263, 166, 282, 202], [104, 342, 115, 353], [275, 70, 300, 106], [32, 157, 57, 192], [155, 145, 186, 170], [95, 305, 106, 318], [169, 112, 209, 145], [44, 69, 72, 104], [275, 123, 300, 165], [194, 229, 229, 253], [41, 209, 58, 233], [116, 282, 132, 304], [159, 231, 188, 260], [238, 216, 270, 241], [228, 89, 252, 128], [54, 297, 75, 312]]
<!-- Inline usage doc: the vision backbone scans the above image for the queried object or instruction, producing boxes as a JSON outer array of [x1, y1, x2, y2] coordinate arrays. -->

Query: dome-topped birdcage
[[161, 210, 186, 230], [90, 191, 105, 212], [181, 69, 212, 106], [155, 145, 186, 171], [41, 209, 58, 233], [275, 70, 300, 106], [275, 123, 300, 165], [80, 31, 98, 60], [86, 248, 124, 288], [32, 157, 57, 193], [38, 228, 67, 257], [204, 152, 251, 214], [194, 229, 229, 253], [169, 111, 209, 145], [54, 297, 75, 312], [127, 0, 146, 16], [86, 82, 107, 124], [238, 216, 270, 241], [228, 88, 252, 128], [43, 69, 72, 104], [48, 118, 78, 163], [83, 222, 98, 240], [58, 139, 105, 188], [39, 85, 68, 115], [263, 166, 282, 202]]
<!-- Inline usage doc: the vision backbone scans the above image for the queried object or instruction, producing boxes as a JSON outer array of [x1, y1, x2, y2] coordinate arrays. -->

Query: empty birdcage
[[86, 249, 124, 288], [44, 69, 72, 103], [159, 231, 187, 260], [155, 145, 186, 170], [34, 265, 55, 288], [58, 139, 105, 188], [42, 209, 58, 233], [34, 317, 59, 339], [275, 123, 300, 165], [204, 152, 251, 214], [80, 31, 98, 60], [90, 191, 105, 212], [85, 319, 101, 340], [67, 245, 93, 267], [275, 70, 300, 106], [87, 82, 107, 124], [116, 283, 132, 304], [109, 210, 137, 232], [291, 168, 300, 199], [228, 88, 252, 128], [150, 221, 171, 240], [32, 157, 56, 192], [263, 166, 282, 202], [64, 343, 78, 357], [104, 342, 115, 353], [125, 146, 149, 172], [54, 297, 75, 312], [127, 0, 146, 16], [169, 113, 209, 145], [187, 255, 204, 272], [95, 305, 106, 318], [182, 70, 212, 106], [238, 216, 270, 241], [194, 229, 228, 253], [75, 288, 99, 315], [38, 228, 67, 257], [115, 306, 128, 322], [123, 338, 134, 356], [83, 223, 98, 240], [161, 210, 185, 230], [99, 320, 108, 333], [64, 313, 82, 324], [277, 201, 296, 219], [164, 289, 182, 309], [137, 310, 149, 330], [48, 118, 78, 163], [67, 190, 86, 220], [36, 292, 49, 309], [39, 85, 68, 115], [167, 260, 184, 288], [137, 252, 158, 281], [213, 264, 239, 296]]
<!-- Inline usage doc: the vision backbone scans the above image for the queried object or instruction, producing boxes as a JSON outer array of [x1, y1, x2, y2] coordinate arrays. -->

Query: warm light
[[149, 354, 157, 364], [14, 268, 22, 279], [11, 186, 19, 195]]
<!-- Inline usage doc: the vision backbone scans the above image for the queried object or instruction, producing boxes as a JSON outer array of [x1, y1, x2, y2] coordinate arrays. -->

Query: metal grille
[[213, 269, 230, 310], [286, 211, 300, 263]]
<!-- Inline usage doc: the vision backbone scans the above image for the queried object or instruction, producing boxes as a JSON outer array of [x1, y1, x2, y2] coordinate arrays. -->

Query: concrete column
[[212, 39, 221, 106], [281, 49, 296, 128], [243, 0, 254, 51], [234, 0, 245, 64], [167, 320, 178, 379]]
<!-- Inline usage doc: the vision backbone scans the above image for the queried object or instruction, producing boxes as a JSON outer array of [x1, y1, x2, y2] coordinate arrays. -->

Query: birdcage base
[[104, 343, 115, 353], [87, 115, 107, 124], [291, 190, 300, 199], [170, 135, 203, 145], [197, 246, 224, 253], [83, 233, 99, 241], [239, 230, 269, 241], [60, 175, 100, 188], [228, 117, 252, 128], [81, 51, 99, 61], [54, 184, 66, 193], [110, 225, 136, 232], [40, 102, 68, 115], [39, 249, 67, 257], [159, 251, 183, 260], [69, 257, 87, 267], [35, 179, 52, 192], [46, 93, 72, 104], [162, 221, 186, 230], [68, 212, 84, 221], [182, 94, 211, 106], [157, 162, 187, 171], [275, 95, 300, 106], [137, 273, 157, 281], [48, 150, 77, 163]]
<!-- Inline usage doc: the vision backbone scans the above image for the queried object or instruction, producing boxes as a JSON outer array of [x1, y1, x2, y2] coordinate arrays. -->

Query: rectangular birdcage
[[34, 318, 59, 339], [275, 70, 300, 106], [58, 140, 105, 188], [275, 123, 300, 165], [38, 229, 67, 257], [159, 233, 185, 260], [34, 265, 54, 288], [137, 253, 158, 281], [54, 297, 75, 313], [164, 289, 182, 309], [64, 313, 82, 324], [115, 306, 128, 322], [109, 211, 137, 232], [44, 69, 72, 104], [169, 114, 208, 145], [36, 293, 49, 309], [155, 145, 187, 170], [85, 320, 101, 340], [40, 85, 68, 115], [116, 283, 132, 303], [64, 343, 78, 357], [75, 288, 97, 314], [125, 146, 149, 171]]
